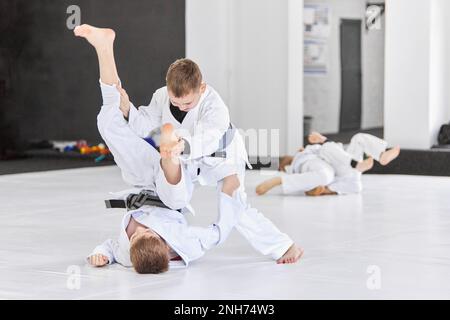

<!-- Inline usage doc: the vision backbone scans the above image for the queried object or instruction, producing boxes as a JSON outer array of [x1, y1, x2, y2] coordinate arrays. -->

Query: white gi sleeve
[[154, 161, 194, 210], [127, 91, 163, 138], [86, 239, 119, 265]]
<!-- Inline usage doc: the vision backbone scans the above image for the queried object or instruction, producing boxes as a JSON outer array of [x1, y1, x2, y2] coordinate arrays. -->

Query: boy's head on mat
[[129, 226, 169, 274], [166, 58, 206, 112]]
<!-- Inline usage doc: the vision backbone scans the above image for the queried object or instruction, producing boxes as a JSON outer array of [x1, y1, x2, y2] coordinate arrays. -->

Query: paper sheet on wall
[[304, 3, 331, 39], [304, 39, 328, 76], [304, 3, 331, 76]]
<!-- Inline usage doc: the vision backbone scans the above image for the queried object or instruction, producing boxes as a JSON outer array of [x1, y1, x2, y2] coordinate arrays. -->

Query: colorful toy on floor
[[56, 140, 110, 162], [79, 143, 110, 156]]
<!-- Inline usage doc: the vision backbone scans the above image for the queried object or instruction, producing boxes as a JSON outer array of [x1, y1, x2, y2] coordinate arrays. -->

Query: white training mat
[[1, 166, 450, 299]]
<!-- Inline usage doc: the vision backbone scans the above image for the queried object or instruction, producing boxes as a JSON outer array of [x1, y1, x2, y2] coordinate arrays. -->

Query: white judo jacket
[[89, 82, 247, 269], [288, 144, 323, 174], [88, 190, 244, 269], [89, 207, 216, 268], [127, 85, 250, 170]]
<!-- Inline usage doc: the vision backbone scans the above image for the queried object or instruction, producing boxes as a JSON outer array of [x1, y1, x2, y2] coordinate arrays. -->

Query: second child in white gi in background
[[74, 24, 303, 267], [256, 132, 400, 196]]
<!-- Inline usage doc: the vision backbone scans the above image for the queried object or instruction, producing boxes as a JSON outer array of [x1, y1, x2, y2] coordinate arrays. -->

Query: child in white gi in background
[[75, 27, 243, 274], [256, 132, 400, 196], [74, 24, 302, 266]]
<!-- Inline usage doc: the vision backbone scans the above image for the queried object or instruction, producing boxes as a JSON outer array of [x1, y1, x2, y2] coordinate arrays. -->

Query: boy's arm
[[155, 159, 195, 210], [120, 88, 163, 138], [279, 155, 294, 172], [86, 239, 118, 266], [177, 102, 231, 160]]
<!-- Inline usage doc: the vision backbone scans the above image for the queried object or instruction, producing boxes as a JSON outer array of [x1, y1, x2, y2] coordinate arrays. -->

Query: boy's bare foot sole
[[277, 245, 304, 264], [356, 157, 374, 173], [74, 24, 115, 50], [256, 177, 281, 195], [305, 186, 337, 196], [379, 146, 401, 166]]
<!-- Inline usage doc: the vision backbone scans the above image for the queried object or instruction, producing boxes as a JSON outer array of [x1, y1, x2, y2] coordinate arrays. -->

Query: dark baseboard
[[249, 148, 450, 177], [2, 148, 450, 177], [0, 149, 114, 175]]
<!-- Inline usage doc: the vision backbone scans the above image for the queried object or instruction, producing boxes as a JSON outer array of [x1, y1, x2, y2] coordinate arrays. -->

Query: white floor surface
[[1, 166, 449, 299]]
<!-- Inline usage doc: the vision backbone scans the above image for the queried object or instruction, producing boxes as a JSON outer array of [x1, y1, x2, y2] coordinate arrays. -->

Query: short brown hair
[[166, 58, 202, 97], [130, 236, 169, 274]]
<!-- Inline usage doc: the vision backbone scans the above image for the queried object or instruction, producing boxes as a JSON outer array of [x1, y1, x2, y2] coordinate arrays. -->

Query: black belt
[[182, 124, 234, 159], [209, 123, 235, 158], [105, 190, 181, 212], [210, 150, 227, 158]]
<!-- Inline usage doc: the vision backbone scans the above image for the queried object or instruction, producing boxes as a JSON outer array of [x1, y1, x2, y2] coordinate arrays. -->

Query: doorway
[[339, 19, 362, 132]]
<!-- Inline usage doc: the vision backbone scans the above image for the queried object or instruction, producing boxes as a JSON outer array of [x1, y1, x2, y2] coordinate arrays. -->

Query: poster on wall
[[304, 39, 328, 75], [304, 3, 331, 39]]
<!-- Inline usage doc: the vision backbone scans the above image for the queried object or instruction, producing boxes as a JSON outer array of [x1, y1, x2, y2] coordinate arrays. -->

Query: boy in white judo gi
[[77, 27, 244, 273], [256, 132, 400, 196], [74, 24, 302, 268]]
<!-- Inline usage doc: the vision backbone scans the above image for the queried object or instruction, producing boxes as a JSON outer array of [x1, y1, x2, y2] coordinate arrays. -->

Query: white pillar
[[186, 0, 304, 155], [429, 0, 450, 146], [384, 0, 450, 149], [287, 0, 304, 153], [186, 0, 231, 104]]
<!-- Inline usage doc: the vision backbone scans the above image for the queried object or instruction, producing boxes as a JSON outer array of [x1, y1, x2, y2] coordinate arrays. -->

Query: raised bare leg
[[74, 24, 119, 86]]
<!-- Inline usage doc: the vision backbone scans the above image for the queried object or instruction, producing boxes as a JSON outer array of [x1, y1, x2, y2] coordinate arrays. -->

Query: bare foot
[[277, 245, 304, 264], [305, 186, 337, 196], [160, 123, 182, 159], [74, 24, 116, 50], [379, 146, 401, 166], [256, 177, 282, 195], [356, 157, 374, 173], [305, 185, 326, 196]]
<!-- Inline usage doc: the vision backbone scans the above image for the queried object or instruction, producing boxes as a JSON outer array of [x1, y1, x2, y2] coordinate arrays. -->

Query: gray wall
[[304, 0, 385, 134], [0, 0, 185, 150], [186, 0, 305, 155]]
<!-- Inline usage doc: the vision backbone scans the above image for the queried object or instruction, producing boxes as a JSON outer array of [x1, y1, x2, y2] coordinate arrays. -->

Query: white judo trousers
[[316, 133, 388, 194], [319, 133, 388, 177], [281, 158, 335, 195], [126, 83, 293, 260], [90, 82, 245, 268]]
